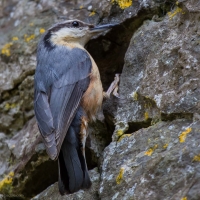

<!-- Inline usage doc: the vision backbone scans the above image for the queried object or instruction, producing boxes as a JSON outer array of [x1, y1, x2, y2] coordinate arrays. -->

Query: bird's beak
[[89, 23, 118, 33]]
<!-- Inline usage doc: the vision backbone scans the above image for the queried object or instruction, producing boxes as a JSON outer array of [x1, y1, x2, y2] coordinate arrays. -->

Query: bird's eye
[[72, 21, 79, 27]]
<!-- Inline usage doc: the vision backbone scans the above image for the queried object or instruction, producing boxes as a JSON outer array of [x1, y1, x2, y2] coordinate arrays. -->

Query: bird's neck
[[51, 35, 88, 49]]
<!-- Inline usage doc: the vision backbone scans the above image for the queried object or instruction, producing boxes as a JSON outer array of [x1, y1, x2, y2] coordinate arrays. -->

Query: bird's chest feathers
[[81, 54, 103, 121]]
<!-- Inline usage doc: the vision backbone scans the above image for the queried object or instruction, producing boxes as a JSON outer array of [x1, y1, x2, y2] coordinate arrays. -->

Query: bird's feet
[[104, 73, 120, 98]]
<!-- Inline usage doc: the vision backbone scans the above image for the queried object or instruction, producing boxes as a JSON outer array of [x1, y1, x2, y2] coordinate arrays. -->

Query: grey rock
[[113, 0, 200, 140], [5, 118, 41, 161], [100, 119, 200, 200], [31, 168, 100, 200], [0, 133, 10, 179]]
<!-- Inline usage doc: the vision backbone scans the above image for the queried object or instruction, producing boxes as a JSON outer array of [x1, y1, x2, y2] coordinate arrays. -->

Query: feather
[[58, 108, 91, 194], [34, 44, 91, 159], [34, 31, 92, 193]]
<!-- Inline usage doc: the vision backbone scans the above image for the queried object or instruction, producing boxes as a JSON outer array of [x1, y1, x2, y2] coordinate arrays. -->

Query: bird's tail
[[58, 120, 91, 194]]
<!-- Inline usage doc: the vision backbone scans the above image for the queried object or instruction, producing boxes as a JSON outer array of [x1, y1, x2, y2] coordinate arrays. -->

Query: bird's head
[[44, 19, 117, 48]]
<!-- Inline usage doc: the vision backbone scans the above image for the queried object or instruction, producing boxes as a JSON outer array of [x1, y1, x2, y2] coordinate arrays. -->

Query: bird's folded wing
[[34, 47, 91, 160]]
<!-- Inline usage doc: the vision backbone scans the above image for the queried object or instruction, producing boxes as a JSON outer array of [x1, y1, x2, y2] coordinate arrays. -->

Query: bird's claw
[[104, 73, 120, 98]]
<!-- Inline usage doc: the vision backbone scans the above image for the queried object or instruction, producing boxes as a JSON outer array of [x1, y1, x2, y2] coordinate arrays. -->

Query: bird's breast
[[81, 53, 103, 121]]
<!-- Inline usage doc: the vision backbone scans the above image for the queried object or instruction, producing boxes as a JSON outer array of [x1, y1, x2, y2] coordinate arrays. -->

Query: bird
[[34, 19, 117, 195]]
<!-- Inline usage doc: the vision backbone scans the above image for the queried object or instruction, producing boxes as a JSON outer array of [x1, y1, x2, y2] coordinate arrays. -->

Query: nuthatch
[[34, 19, 118, 194]]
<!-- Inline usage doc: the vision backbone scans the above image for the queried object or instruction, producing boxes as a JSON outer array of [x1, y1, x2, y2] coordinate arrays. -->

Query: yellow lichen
[[145, 148, 153, 156], [163, 143, 168, 149], [39, 28, 46, 34], [1, 43, 13, 56], [29, 22, 34, 26], [144, 112, 149, 121], [179, 127, 192, 143], [132, 92, 138, 100], [0, 172, 14, 192], [89, 11, 96, 16], [24, 34, 35, 42], [181, 197, 187, 200], [5, 103, 17, 110], [116, 167, 124, 184], [145, 144, 158, 156], [116, 129, 124, 137], [145, 101, 153, 109], [79, 5, 83, 9], [192, 154, 200, 162], [12, 37, 18, 41], [168, 6, 185, 20], [118, 134, 132, 142], [112, 0, 132, 9]]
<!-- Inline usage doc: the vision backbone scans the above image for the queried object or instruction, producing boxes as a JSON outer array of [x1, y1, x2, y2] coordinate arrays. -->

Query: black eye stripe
[[49, 21, 83, 32]]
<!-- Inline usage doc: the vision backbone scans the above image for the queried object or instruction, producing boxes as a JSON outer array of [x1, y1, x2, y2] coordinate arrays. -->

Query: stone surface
[[0, 118, 57, 198], [113, 0, 200, 140], [31, 168, 100, 200], [0, 133, 10, 179], [100, 119, 200, 200], [0, 118, 57, 197]]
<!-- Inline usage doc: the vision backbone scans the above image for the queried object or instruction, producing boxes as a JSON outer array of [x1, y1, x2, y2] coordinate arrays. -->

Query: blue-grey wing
[[34, 46, 91, 160]]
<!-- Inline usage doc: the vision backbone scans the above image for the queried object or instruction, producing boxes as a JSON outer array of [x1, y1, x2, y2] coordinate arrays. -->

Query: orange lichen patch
[[12, 37, 18, 41], [168, 6, 185, 20], [181, 197, 187, 200], [179, 127, 192, 143], [39, 28, 46, 34], [145, 148, 153, 156], [24, 34, 35, 42], [145, 144, 158, 156], [192, 154, 200, 162], [118, 134, 132, 142], [144, 112, 149, 120], [163, 143, 168, 149], [0, 171, 14, 191], [116, 167, 125, 184], [1, 42, 13, 56], [111, 0, 132, 9], [89, 11, 96, 16]]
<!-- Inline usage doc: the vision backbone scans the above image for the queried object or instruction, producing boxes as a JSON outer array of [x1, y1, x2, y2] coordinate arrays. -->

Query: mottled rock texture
[[0, 0, 200, 199], [100, 120, 200, 200], [31, 168, 100, 200]]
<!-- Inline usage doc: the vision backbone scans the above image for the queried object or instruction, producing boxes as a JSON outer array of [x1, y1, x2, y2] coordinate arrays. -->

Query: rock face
[[100, 120, 200, 200], [31, 168, 100, 200], [0, 0, 200, 199]]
